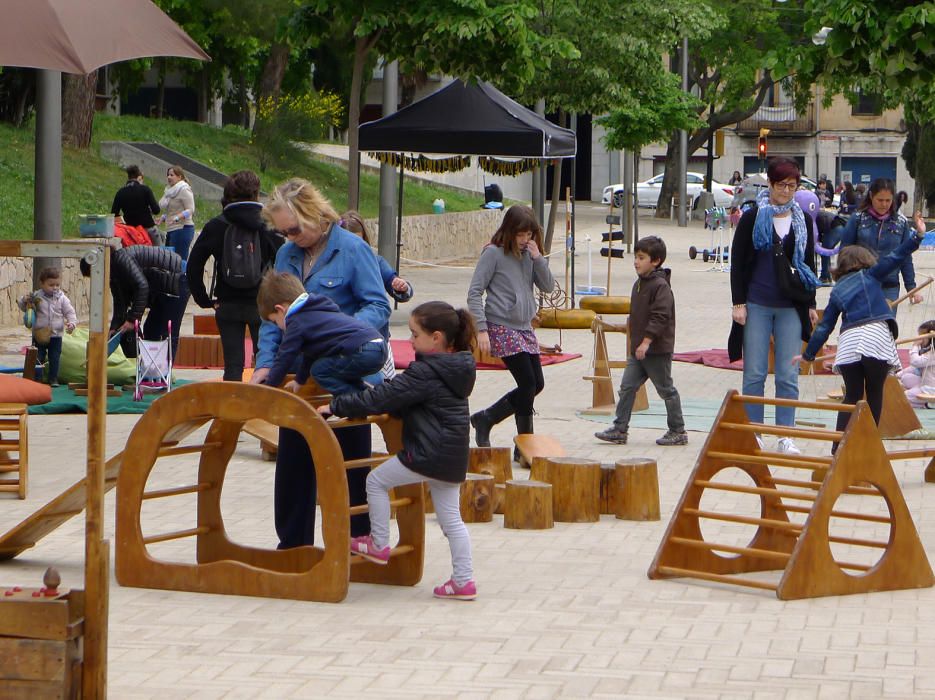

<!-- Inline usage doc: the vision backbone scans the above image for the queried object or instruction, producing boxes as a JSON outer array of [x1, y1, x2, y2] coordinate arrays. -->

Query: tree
[[62, 71, 98, 148], [297, 0, 575, 209]]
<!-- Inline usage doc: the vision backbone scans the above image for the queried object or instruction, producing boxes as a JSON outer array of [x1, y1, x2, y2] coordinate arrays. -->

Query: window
[[852, 89, 882, 116]]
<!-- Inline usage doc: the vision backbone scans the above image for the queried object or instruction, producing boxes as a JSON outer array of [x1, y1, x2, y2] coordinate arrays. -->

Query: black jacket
[[728, 205, 817, 362], [111, 245, 183, 324], [329, 351, 476, 482], [111, 180, 160, 228], [628, 268, 675, 355], [186, 202, 284, 308]]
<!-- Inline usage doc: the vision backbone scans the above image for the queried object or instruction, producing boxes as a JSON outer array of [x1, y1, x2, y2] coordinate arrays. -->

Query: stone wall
[[0, 257, 93, 328], [369, 209, 502, 263]]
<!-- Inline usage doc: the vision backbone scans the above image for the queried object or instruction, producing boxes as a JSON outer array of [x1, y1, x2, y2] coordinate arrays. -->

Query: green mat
[[29, 380, 192, 415], [577, 397, 935, 439]]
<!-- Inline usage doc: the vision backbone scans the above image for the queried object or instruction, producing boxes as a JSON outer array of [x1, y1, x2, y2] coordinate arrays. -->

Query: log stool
[[0, 404, 28, 499], [614, 458, 659, 521], [469, 447, 512, 514], [541, 457, 601, 523], [459, 473, 495, 523], [503, 480, 553, 529]]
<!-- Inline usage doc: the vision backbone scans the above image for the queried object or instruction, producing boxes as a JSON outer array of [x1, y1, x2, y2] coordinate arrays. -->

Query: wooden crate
[[175, 335, 225, 368], [0, 588, 84, 699]]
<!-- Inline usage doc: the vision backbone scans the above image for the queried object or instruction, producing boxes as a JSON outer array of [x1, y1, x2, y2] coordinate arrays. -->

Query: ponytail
[[411, 301, 476, 352]]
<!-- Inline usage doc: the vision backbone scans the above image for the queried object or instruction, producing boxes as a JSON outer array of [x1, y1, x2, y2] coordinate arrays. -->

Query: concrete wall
[[100, 142, 224, 202], [368, 209, 503, 263]]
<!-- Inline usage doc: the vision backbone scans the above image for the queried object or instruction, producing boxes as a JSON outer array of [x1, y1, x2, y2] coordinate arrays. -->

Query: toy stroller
[[133, 320, 172, 401]]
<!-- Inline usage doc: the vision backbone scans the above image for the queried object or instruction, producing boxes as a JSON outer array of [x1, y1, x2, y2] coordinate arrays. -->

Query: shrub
[[252, 91, 344, 171]]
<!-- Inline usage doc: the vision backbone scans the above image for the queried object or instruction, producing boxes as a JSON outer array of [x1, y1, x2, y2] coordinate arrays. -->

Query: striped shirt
[[833, 321, 900, 372]]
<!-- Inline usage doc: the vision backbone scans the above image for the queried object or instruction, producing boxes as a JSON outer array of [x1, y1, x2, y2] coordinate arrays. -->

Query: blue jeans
[[742, 302, 802, 426], [882, 285, 899, 312], [311, 340, 387, 395], [36, 335, 62, 384], [167, 224, 195, 261]]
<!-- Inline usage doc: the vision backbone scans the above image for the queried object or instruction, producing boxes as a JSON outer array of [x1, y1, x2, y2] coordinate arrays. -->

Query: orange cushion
[[0, 374, 51, 405]]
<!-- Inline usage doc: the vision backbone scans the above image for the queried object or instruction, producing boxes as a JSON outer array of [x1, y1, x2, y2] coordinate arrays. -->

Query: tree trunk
[[655, 132, 681, 218], [347, 36, 372, 211], [239, 72, 250, 129], [257, 43, 290, 103], [155, 58, 166, 119], [198, 67, 209, 124], [62, 70, 98, 149]]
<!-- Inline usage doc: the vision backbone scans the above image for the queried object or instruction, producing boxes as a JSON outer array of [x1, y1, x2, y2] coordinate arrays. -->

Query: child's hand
[[525, 240, 541, 259], [65, 323, 75, 334], [316, 404, 332, 417], [390, 276, 409, 293], [791, 354, 803, 366], [284, 380, 300, 393], [914, 211, 927, 236], [635, 339, 651, 360]]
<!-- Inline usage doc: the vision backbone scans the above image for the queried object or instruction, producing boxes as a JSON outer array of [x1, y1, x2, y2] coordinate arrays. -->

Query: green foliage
[[252, 91, 344, 171], [914, 126, 935, 208]]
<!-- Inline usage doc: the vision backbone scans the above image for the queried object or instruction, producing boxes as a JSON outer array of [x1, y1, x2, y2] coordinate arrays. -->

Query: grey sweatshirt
[[467, 245, 555, 331]]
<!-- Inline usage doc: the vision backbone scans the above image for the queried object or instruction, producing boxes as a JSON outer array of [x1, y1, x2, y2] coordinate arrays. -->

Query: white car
[[601, 171, 735, 209]]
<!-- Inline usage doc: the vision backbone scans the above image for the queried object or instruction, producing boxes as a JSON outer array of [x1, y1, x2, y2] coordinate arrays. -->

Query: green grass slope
[[0, 113, 481, 240]]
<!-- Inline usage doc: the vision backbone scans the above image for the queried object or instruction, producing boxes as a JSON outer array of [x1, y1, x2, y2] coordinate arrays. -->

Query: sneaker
[[656, 430, 688, 446], [433, 578, 477, 601], [595, 428, 628, 445], [777, 437, 801, 455], [349, 535, 390, 565]]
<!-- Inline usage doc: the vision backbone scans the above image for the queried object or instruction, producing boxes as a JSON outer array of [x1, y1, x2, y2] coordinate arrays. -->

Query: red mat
[[673, 347, 910, 374], [390, 340, 581, 371]]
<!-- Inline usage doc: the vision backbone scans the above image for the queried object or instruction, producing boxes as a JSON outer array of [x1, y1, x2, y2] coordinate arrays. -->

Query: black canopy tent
[[358, 79, 578, 300]]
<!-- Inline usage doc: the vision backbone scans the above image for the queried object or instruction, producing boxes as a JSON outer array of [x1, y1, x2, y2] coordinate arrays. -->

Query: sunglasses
[[281, 218, 329, 237]]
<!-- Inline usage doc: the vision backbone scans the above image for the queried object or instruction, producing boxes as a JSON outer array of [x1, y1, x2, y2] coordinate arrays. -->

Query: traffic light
[[758, 136, 768, 160]]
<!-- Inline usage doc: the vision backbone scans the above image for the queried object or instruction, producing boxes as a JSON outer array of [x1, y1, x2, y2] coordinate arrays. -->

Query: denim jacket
[[803, 232, 922, 360], [255, 223, 391, 369], [837, 210, 916, 291]]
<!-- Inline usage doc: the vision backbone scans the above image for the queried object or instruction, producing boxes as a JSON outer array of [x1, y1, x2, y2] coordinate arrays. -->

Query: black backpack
[[211, 215, 267, 293]]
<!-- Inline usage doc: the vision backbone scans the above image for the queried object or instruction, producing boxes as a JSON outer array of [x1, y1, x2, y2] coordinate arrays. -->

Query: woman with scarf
[[728, 157, 820, 455], [836, 178, 924, 310], [159, 165, 196, 260]]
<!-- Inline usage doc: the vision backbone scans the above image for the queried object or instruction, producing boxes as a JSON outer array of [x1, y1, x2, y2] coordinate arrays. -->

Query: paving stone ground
[[2, 203, 935, 698]]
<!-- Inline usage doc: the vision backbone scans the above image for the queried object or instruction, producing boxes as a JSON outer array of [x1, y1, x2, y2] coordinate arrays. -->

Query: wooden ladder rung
[[770, 477, 880, 497], [887, 448, 935, 460], [779, 503, 892, 524], [0, 440, 20, 449], [349, 543, 415, 564], [348, 497, 413, 516], [142, 482, 212, 500], [654, 565, 778, 591], [157, 442, 223, 458], [329, 415, 390, 429], [732, 394, 856, 412], [344, 455, 391, 470], [0, 420, 22, 429], [582, 375, 614, 382], [143, 525, 211, 545], [694, 479, 817, 502], [829, 534, 888, 549], [684, 507, 802, 532], [707, 450, 831, 469], [0, 484, 21, 491], [719, 422, 844, 441], [0, 464, 22, 472], [670, 536, 791, 562]]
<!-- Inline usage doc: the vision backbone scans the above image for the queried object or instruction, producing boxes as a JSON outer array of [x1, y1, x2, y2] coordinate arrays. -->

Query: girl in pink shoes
[[319, 301, 478, 600]]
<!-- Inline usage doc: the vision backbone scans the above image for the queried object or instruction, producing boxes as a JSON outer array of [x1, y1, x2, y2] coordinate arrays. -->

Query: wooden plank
[[0, 638, 68, 681]]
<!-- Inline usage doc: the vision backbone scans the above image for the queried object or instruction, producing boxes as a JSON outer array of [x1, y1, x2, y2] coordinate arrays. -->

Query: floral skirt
[[487, 322, 540, 358]]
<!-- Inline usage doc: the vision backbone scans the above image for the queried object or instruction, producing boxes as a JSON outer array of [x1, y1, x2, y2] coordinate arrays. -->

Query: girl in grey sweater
[[467, 205, 555, 457]]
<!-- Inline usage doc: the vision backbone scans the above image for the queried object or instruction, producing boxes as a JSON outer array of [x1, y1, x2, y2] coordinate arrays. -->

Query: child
[[799, 212, 927, 446], [467, 205, 555, 455], [595, 236, 687, 446], [899, 320, 935, 407], [320, 301, 478, 600], [256, 271, 387, 395], [340, 210, 413, 379], [17, 267, 77, 386]]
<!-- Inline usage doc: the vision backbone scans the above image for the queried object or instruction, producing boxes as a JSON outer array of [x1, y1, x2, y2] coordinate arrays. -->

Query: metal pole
[[623, 148, 633, 251], [395, 156, 405, 310], [534, 99, 546, 224], [678, 37, 689, 228], [570, 113, 577, 307], [836, 136, 843, 188], [377, 61, 399, 263], [34, 70, 62, 285]]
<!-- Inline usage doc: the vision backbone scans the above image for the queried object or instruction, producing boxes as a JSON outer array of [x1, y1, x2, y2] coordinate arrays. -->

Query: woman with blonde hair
[[252, 178, 390, 549], [159, 165, 196, 259]]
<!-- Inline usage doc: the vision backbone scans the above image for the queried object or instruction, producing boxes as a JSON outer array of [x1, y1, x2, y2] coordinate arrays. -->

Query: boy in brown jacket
[[595, 236, 687, 446]]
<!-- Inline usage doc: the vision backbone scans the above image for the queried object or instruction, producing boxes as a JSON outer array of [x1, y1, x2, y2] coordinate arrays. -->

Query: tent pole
[[570, 154, 577, 308], [395, 154, 404, 310]]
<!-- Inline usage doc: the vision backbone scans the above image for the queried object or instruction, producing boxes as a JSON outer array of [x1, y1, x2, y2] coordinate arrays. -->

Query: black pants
[[143, 275, 191, 360], [835, 356, 890, 436], [273, 424, 372, 549], [500, 351, 544, 416], [215, 302, 261, 381]]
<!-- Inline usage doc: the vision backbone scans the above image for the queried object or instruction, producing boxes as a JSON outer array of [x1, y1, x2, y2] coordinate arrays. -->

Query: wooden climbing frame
[[0, 404, 28, 499], [115, 382, 423, 603], [649, 390, 934, 599]]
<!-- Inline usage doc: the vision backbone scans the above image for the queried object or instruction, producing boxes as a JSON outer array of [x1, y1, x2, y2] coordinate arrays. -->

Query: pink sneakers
[[349, 535, 390, 565], [433, 578, 477, 601]]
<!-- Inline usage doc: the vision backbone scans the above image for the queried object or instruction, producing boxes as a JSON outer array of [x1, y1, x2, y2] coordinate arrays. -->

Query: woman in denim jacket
[[252, 178, 391, 550], [836, 178, 923, 308], [800, 211, 926, 449]]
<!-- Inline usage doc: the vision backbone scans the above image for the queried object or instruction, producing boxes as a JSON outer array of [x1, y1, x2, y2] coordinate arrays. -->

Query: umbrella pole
[[34, 70, 62, 287], [570, 155, 576, 308], [395, 155, 404, 310]]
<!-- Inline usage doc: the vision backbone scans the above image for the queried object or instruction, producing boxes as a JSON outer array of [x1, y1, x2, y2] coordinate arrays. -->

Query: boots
[[513, 414, 534, 463], [470, 397, 514, 447]]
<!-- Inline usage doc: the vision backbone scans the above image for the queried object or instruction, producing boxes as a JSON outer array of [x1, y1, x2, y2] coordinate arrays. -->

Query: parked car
[[601, 171, 734, 210], [729, 173, 825, 209]]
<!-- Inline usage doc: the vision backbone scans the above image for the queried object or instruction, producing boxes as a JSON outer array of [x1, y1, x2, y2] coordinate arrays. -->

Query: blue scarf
[[753, 188, 820, 291]]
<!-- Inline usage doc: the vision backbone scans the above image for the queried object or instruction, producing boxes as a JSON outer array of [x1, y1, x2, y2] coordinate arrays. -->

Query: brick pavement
[[1, 203, 935, 698]]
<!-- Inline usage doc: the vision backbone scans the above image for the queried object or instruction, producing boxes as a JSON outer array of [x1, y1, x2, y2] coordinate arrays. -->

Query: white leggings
[[366, 456, 473, 585]]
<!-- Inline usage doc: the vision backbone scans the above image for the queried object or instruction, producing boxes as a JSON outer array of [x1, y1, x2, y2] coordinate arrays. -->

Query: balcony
[[736, 102, 815, 136]]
